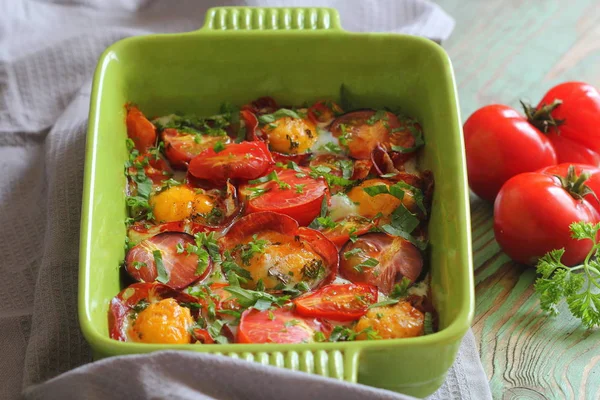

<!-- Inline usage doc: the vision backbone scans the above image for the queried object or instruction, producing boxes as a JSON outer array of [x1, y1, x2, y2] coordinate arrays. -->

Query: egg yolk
[[265, 117, 318, 154], [347, 179, 402, 218], [355, 301, 424, 340], [129, 298, 194, 344], [150, 186, 215, 222], [235, 231, 325, 290]]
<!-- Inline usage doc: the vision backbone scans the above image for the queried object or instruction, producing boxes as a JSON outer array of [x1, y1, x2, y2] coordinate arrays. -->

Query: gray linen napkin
[[0, 0, 489, 399]]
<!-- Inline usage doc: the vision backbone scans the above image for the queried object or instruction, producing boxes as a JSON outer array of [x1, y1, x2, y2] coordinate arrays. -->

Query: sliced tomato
[[127, 153, 173, 185], [126, 105, 157, 152], [320, 215, 375, 249], [546, 133, 600, 166], [307, 100, 344, 124], [241, 96, 279, 115], [162, 128, 230, 169], [293, 283, 378, 321], [125, 232, 211, 289], [219, 212, 339, 290], [108, 282, 200, 341], [340, 233, 423, 294], [237, 306, 331, 343], [188, 141, 274, 184], [330, 110, 401, 159], [240, 168, 328, 226]]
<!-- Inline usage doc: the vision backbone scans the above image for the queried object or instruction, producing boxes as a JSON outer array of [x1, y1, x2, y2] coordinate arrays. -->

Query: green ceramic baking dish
[[79, 7, 473, 398]]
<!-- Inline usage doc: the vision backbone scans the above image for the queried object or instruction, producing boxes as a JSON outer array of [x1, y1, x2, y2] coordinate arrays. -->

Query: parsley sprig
[[534, 221, 600, 328]]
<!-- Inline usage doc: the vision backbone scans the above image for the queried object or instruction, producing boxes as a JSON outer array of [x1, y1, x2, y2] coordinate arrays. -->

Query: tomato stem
[[521, 99, 564, 133], [553, 165, 596, 201]]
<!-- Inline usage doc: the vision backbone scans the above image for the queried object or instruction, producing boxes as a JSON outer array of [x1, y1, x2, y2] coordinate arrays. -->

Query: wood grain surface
[[435, 0, 600, 399]]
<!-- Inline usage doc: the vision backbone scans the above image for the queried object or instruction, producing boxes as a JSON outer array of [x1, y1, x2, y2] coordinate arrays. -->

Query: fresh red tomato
[[538, 82, 600, 164], [239, 168, 328, 226], [464, 105, 557, 202], [293, 283, 378, 321], [539, 164, 600, 214], [126, 105, 157, 152], [188, 141, 274, 183], [237, 307, 331, 343], [494, 169, 600, 266], [307, 100, 343, 124], [339, 233, 423, 294], [125, 232, 211, 289]]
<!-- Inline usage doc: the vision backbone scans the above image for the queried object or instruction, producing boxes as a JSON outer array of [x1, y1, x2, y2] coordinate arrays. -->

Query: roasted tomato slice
[[329, 110, 401, 159], [340, 233, 423, 294], [219, 212, 339, 290], [319, 215, 375, 249], [238, 306, 331, 344], [241, 109, 261, 141], [239, 168, 328, 226], [162, 128, 231, 169], [108, 282, 200, 343], [307, 100, 344, 125], [126, 105, 157, 152], [125, 232, 211, 289], [188, 141, 274, 184], [293, 283, 378, 321]]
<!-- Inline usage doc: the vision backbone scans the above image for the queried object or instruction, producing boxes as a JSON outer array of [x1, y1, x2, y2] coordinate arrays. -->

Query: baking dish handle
[[201, 7, 343, 32], [217, 346, 361, 383]]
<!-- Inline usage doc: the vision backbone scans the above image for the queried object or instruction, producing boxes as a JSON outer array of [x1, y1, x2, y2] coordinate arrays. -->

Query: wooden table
[[435, 1, 600, 399]]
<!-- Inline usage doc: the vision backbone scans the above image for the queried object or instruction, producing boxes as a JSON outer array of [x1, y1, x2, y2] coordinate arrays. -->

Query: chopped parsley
[[152, 250, 169, 284], [223, 285, 290, 310], [238, 234, 269, 265], [221, 251, 253, 285], [368, 299, 399, 309], [353, 257, 379, 273], [308, 197, 337, 230], [248, 171, 290, 190], [366, 110, 388, 125], [213, 141, 226, 153], [294, 184, 306, 194], [246, 187, 271, 199], [343, 248, 364, 259], [390, 276, 412, 299], [133, 261, 147, 270], [309, 165, 355, 188], [257, 108, 302, 124]]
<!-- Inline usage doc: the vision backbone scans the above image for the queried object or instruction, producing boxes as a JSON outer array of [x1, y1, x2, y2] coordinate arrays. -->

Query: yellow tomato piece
[[347, 179, 402, 218], [355, 301, 424, 340], [237, 231, 324, 290], [129, 298, 194, 344], [265, 117, 317, 154], [150, 186, 214, 222]]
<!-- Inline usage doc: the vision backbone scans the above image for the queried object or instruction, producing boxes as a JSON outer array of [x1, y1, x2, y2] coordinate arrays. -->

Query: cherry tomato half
[[126, 105, 157, 152], [307, 100, 344, 124], [293, 283, 378, 321], [237, 307, 331, 344], [162, 128, 230, 169], [188, 141, 274, 184], [463, 105, 557, 202], [494, 169, 600, 266]]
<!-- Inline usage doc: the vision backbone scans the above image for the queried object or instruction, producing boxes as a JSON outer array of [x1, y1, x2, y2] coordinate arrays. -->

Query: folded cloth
[[0, 0, 490, 399]]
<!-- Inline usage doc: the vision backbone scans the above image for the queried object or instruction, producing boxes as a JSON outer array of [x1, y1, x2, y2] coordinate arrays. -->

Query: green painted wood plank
[[435, 0, 600, 398]]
